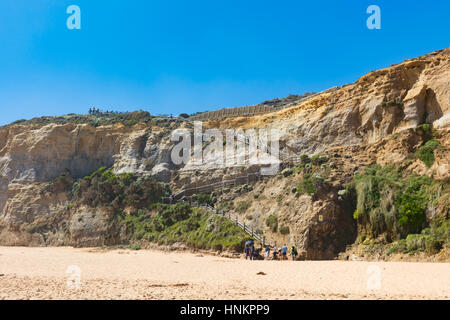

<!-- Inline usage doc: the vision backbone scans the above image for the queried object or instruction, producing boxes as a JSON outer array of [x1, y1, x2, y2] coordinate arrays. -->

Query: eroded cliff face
[[0, 122, 179, 246], [208, 48, 449, 156], [218, 128, 449, 259], [0, 48, 448, 255], [0, 122, 179, 182]]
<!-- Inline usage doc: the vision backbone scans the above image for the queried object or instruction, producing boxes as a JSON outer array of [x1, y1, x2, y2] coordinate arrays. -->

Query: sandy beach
[[0, 246, 449, 300]]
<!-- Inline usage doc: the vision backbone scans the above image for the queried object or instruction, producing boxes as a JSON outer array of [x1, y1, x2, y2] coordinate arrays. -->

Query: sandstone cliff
[[0, 48, 448, 259]]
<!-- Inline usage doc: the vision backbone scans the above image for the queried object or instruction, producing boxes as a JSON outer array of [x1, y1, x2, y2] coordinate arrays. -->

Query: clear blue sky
[[0, 0, 449, 125]]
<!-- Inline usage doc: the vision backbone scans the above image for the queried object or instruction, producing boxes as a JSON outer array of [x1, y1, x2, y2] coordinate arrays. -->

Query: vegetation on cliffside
[[349, 164, 449, 256], [71, 166, 168, 210], [121, 204, 251, 251], [10, 110, 182, 128], [59, 167, 250, 251]]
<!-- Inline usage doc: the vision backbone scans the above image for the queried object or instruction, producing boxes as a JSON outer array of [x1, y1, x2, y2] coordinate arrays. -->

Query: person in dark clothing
[[244, 245, 250, 260], [272, 248, 278, 260], [290, 245, 298, 261], [264, 245, 270, 260]]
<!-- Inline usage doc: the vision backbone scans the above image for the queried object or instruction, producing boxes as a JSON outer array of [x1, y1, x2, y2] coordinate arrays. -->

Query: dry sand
[[0, 246, 449, 300]]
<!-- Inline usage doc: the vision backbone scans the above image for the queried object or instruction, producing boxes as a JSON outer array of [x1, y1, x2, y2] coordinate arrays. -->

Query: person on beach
[[272, 247, 278, 260], [264, 245, 270, 260], [282, 244, 288, 260], [249, 244, 254, 260], [290, 245, 298, 261], [244, 245, 250, 260]]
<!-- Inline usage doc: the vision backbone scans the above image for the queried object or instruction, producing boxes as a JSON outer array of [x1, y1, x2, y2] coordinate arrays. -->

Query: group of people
[[244, 240, 255, 260], [88, 107, 118, 116], [264, 244, 298, 261], [244, 241, 298, 261]]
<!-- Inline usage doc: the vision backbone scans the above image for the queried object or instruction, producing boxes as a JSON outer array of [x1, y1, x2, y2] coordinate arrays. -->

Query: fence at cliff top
[[189, 105, 275, 121], [188, 87, 340, 122]]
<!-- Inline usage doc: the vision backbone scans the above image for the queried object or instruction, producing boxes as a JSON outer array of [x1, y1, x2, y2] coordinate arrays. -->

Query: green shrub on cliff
[[414, 139, 441, 167], [279, 225, 290, 235], [196, 192, 217, 207], [388, 217, 449, 255], [352, 164, 447, 240], [124, 204, 251, 251], [72, 167, 167, 210], [266, 215, 278, 233], [63, 168, 251, 252], [296, 173, 326, 196], [235, 201, 251, 213], [396, 176, 431, 233], [296, 176, 314, 196]]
